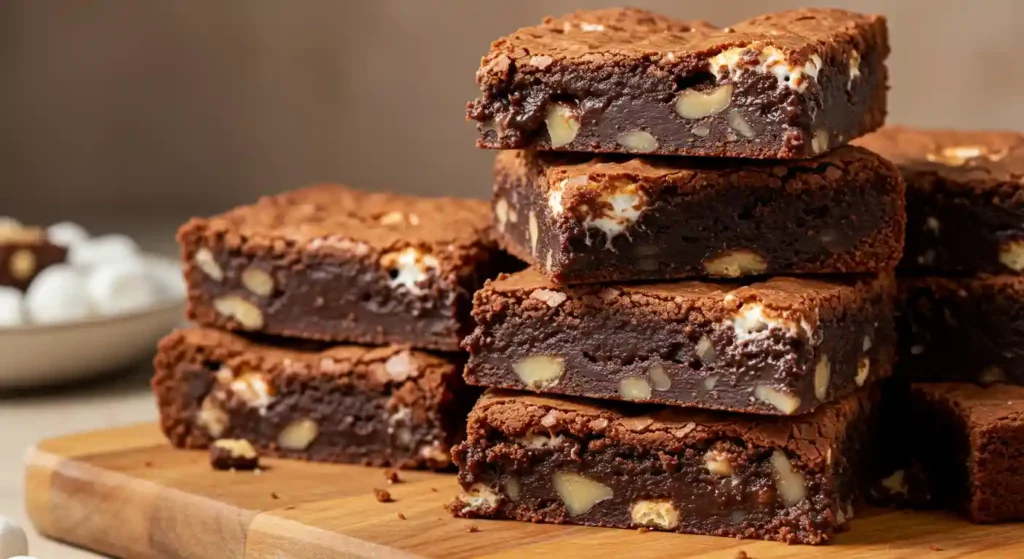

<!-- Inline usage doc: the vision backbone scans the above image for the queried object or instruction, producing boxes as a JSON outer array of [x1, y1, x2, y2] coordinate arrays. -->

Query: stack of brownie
[[857, 127, 1024, 523], [152, 186, 506, 469], [449, 7, 906, 544]]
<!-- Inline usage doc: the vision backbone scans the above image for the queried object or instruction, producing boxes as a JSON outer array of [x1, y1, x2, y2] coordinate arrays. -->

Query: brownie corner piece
[[855, 126, 1024, 274], [451, 389, 876, 544], [152, 327, 478, 469], [469, 7, 888, 158], [908, 383, 1024, 523], [492, 146, 905, 283], [464, 269, 896, 415], [178, 184, 505, 350]]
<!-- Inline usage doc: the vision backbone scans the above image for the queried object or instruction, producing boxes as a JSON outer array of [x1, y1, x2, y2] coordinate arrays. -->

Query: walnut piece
[[998, 239, 1024, 272], [213, 296, 264, 330], [855, 356, 871, 387], [618, 376, 652, 401], [194, 247, 224, 282], [728, 110, 756, 138], [695, 336, 716, 364], [530, 288, 567, 308], [458, 483, 502, 511], [814, 354, 831, 401], [675, 84, 733, 119], [277, 418, 319, 451], [241, 268, 275, 297], [647, 364, 671, 391], [616, 131, 658, 153], [630, 500, 680, 530], [210, 438, 259, 470], [528, 211, 540, 255], [770, 450, 807, 506], [811, 130, 829, 154], [196, 397, 229, 438], [552, 471, 613, 515], [754, 384, 801, 415], [512, 355, 565, 389], [229, 372, 275, 413], [545, 102, 580, 148], [702, 249, 767, 277], [504, 477, 521, 501], [494, 197, 510, 232], [704, 449, 734, 477], [8, 249, 36, 281], [384, 351, 418, 382]]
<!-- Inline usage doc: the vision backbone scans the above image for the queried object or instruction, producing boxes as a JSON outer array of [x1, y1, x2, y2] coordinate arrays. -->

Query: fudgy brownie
[[450, 389, 876, 544], [855, 126, 1024, 273], [464, 269, 895, 415], [494, 147, 905, 283], [0, 223, 67, 291], [178, 185, 506, 351], [152, 328, 479, 469], [897, 274, 1024, 384], [907, 383, 1024, 523], [469, 7, 888, 159]]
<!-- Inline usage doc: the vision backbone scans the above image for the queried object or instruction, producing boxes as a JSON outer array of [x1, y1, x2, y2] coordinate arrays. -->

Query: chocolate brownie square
[[450, 388, 877, 544], [907, 383, 1024, 523], [0, 222, 67, 291], [469, 7, 888, 159], [463, 269, 895, 415], [493, 146, 905, 283], [152, 328, 480, 469], [855, 126, 1024, 273], [897, 274, 1024, 384], [178, 185, 506, 350]]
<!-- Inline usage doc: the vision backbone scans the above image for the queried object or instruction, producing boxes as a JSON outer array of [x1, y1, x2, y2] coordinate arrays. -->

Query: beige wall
[[3, 0, 1023, 230]]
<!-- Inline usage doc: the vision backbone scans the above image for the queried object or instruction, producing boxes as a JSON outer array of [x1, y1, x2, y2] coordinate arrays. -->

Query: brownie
[[906, 383, 1024, 523], [855, 126, 1024, 273], [0, 223, 68, 291], [450, 389, 877, 544], [178, 185, 506, 351], [464, 268, 895, 415], [469, 7, 888, 159], [209, 439, 260, 471], [897, 274, 1024, 384], [493, 147, 905, 283], [152, 328, 480, 469]]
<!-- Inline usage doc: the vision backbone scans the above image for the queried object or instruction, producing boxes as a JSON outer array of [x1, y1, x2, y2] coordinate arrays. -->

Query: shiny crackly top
[[913, 382, 1024, 427], [855, 126, 1024, 191], [478, 7, 883, 82]]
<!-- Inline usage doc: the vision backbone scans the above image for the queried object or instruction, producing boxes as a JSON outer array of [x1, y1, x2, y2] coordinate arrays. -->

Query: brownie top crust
[[856, 126, 1024, 194], [472, 389, 871, 470], [478, 7, 884, 93], [912, 383, 1024, 428]]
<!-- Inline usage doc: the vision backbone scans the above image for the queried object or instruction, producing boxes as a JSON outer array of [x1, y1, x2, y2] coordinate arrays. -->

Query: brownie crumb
[[637, 527, 649, 534], [397, 512, 407, 520], [374, 488, 394, 503], [467, 524, 480, 533], [384, 469, 402, 484], [735, 551, 750, 559], [144, 461, 153, 468], [270, 492, 280, 500], [210, 439, 260, 471], [430, 487, 438, 492], [929, 545, 943, 552]]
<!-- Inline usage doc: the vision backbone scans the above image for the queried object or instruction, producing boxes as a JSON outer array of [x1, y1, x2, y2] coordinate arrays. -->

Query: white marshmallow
[[0, 515, 29, 559], [68, 234, 140, 268], [25, 265, 93, 324], [46, 221, 90, 247], [87, 260, 158, 316], [0, 217, 22, 230], [0, 287, 25, 327], [144, 258, 186, 301]]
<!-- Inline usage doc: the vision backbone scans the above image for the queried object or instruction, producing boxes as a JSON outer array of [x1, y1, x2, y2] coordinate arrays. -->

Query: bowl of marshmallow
[[0, 218, 185, 389]]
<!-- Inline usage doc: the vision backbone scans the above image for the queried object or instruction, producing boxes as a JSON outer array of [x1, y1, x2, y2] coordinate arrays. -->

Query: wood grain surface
[[23, 423, 1024, 558]]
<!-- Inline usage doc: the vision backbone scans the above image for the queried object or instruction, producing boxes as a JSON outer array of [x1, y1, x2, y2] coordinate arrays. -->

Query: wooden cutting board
[[24, 423, 1024, 559]]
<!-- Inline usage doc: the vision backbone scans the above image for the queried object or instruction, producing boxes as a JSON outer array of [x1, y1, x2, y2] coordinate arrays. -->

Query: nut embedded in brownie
[[450, 389, 878, 544], [855, 126, 1024, 274], [470, 7, 889, 159], [463, 268, 896, 415], [0, 222, 68, 291], [153, 328, 480, 470], [493, 147, 905, 284], [178, 184, 508, 351]]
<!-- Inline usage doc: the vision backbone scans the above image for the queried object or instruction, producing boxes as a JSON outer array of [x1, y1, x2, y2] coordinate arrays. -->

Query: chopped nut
[[696, 336, 716, 364], [378, 211, 406, 226], [925, 216, 941, 235], [704, 449, 734, 477], [467, 525, 480, 533], [229, 372, 275, 413], [727, 111, 756, 139], [754, 384, 801, 415], [703, 249, 767, 277], [814, 354, 831, 401], [848, 50, 862, 89], [528, 211, 539, 255], [384, 469, 402, 484], [197, 398, 229, 438], [552, 471, 613, 515], [978, 366, 1006, 385], [691, 125, 710, 137], [494, 197, 510, 232], [384, 351, 418, 382], [517, 433, 565, 448], [855, 356, 871, 387], [194, 248, 224, 282], [241, 268, 275, 297], [674, 84, 733, 119], [618, 376, 653, 401], [811, 129, 829, 154], [648, 364, 671, 391], [530, 288, 567, 308], [925, 145, 991, 166], [616, 130, 658, 153], [505, 477, 521, 501], [770, 450, 807, 506], [373, 488, 394, 503], [277, 418, 319, 451], [458, 483, 502, 511], [630, 499, 680, 529], [998, 239, 1024, 272], [396, 512, 406, 520], [703, 375, 719, 390], [863, 335, 872, 352], [8, 249, 36, 281], [545, 102, 580, 148], [210, 439, 259, 471], [213, 296, 265, 330], [513, 355, 565, 389]]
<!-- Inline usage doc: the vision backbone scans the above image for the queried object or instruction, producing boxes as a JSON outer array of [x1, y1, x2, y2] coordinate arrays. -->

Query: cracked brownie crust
[[450, 389, 877, 544], [178, 184, 506, 350], [152, 328, 479, 469], [855, 126, 1024, 274], [463, 269, 895, 415], [493, 146, 905, 283], [469, 7, 888, 159]]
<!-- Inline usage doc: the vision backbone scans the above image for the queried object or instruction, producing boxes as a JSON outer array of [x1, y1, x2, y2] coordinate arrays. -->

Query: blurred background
[[3, 0, 1023, 246]]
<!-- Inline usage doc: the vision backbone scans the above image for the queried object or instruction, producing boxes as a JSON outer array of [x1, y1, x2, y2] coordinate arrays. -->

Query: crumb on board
[[374, 488, 394, 503], [735, 551, 750, 559], [929, 545, 943, 552], [467, 524, 480, 533], [430, 487, 438, 492], [384, 469, 402, 484], [397, 512, 407, 520], [637, 527, 649, 534], [271, 492, 280, 500]]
